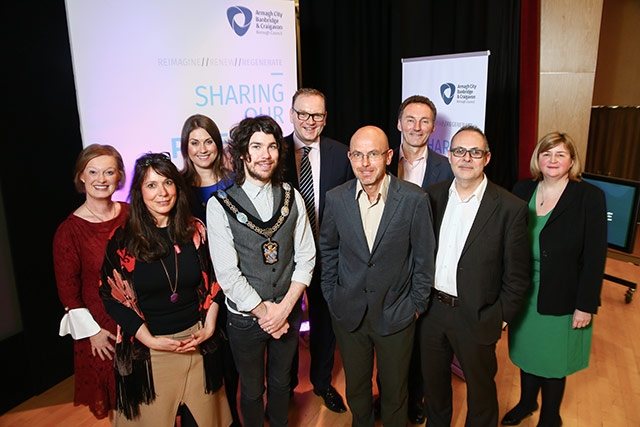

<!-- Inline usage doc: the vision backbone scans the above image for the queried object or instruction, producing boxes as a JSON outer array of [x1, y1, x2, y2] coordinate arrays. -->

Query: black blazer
[[427, 179, 531, 345], [320, 175, 435, 336], [282, 134, 353, 225], [512, 179, 607, 315], [389, 147, 454, 190]]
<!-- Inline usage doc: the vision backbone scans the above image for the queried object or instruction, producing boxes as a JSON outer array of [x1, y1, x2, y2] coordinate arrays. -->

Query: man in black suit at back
[[389, 95, 454, 190], [283, 88, 351, 413], [385, 95, 454, 424]]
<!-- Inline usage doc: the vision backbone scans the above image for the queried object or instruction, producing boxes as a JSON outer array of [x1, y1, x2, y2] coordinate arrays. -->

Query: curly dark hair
[[124, 153, 194, 262], [228, 116, 287, 186]]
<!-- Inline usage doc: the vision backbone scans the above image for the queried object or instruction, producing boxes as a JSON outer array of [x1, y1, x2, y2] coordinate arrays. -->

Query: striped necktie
[[299, 146, 317, 234]]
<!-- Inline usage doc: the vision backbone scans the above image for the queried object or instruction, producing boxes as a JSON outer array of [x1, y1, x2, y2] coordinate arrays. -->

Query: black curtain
[[586, 107, 640, 181], [1, 1, 83, 413], [298, 0, 521, 188], [0, 0, 521, 413]]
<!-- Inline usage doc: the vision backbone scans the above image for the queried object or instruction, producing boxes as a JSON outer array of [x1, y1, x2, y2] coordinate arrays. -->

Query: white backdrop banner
[[65, 0, 297, 199], [401, 51, 490, 155]]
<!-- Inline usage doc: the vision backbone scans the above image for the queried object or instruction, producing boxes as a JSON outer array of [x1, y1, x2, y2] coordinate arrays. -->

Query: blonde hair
[[530, 132, 582, 181]]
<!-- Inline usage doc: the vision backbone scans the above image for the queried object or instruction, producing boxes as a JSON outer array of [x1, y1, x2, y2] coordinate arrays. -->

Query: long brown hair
[[124, 153, 194, 262], [229, 115, 287, 186], [180, 114, 230, 187]]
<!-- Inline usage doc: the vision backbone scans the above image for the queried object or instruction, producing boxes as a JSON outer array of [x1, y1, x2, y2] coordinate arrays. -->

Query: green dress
[[508, 187, 593, 378]]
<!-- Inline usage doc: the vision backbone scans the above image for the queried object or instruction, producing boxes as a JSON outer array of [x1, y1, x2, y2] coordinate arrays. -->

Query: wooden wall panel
[[538, 72, 597, 162], [538, 0, 604, 162], [540, 0, 603, 72], [592, 0, 640, 106]]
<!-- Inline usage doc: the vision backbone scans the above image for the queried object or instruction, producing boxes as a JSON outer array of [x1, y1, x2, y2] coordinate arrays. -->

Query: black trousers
[[419, 298, 499, 427], [291, 273, 337, 391], [376, 327, 424, 405], [227, 303, 302, 427], [333, 312, 415, 427]]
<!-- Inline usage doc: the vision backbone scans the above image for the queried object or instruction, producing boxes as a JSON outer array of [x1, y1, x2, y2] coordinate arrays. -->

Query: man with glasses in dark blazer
[[421, 126, 530, 427], [283, 88, 352, 413]]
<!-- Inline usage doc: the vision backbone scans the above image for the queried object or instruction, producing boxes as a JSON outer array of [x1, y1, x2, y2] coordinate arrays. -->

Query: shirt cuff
[[59, 308, 101, 340], [291, 271, 312, 287], [233, 292, 263, 313]]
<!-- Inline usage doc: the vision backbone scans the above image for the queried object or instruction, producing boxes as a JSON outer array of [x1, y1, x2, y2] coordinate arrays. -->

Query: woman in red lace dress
[[53, 144, 129, 419]]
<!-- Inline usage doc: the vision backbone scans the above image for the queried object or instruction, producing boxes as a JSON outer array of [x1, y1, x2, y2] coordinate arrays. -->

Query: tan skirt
[[114, 323, 232, 427]]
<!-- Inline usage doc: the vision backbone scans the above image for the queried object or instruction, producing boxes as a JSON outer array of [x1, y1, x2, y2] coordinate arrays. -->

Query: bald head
[[348, 126, 393, 196], [350, 126, 389, 151]]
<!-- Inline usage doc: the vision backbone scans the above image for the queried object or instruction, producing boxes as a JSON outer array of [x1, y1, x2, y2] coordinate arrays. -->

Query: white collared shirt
[[292, 133, 321, 221], [206, 179, 316, 315], [398, 144, 427, 187], [434, 174, 488, 296]]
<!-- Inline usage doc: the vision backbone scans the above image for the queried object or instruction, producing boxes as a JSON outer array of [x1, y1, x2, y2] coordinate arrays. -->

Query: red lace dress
[[52, 203, 128, 419]]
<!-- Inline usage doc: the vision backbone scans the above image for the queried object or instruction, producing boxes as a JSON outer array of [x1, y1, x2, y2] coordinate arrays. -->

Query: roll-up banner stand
[[65, 0, 297, 200], [401, 51, 490, 156]]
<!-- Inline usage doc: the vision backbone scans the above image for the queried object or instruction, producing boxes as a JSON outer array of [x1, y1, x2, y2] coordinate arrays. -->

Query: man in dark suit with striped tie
[[283, 88, 352, 413]]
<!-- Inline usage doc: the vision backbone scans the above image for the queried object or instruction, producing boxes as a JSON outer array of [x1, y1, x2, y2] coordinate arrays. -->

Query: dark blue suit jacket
[[389, 146, 454, 190], [283, 134, 353, 225]]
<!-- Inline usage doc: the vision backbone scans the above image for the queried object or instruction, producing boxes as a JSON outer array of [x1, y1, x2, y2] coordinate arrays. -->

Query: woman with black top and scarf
[[100, 153, 231, 426]]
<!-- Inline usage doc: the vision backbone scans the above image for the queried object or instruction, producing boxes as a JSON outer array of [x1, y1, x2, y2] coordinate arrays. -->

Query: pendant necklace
[[539, 179, 567, 207], [160, 247, 179, 303], [85, 202, 116, 222]]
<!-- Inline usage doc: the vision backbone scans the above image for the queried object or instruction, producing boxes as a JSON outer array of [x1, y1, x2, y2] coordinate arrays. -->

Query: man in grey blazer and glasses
[[320, 125, 435, 427]]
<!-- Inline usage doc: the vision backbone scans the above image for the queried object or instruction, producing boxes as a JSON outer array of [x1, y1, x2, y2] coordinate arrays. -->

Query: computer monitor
[[582, 173, 640, 253]]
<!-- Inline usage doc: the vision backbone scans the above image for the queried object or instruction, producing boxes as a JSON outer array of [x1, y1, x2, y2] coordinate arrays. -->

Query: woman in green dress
[[504, 132, 607, 427]]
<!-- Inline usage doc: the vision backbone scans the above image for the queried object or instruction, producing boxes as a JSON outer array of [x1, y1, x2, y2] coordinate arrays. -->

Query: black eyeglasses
[[292, 108, 326, 122], [136, 152, 171, 167], [449, 147, 489, 159]]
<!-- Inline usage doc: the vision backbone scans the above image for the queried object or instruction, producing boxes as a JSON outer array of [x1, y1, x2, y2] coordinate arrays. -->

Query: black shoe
[[501, 402, 539, 425], [408, 400, 426, 424], [314, 385, 347, 413], [373, 395, 381, 420], [537, 415, 562, 427]]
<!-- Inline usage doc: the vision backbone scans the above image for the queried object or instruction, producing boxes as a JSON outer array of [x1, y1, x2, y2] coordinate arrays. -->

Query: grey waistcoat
[[223, 183, 298, 312]]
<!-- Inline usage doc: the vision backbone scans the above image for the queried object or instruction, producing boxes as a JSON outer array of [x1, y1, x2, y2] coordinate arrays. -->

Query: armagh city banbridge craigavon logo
[[227, 6, 253, 36], [440, 82, 456, 105]]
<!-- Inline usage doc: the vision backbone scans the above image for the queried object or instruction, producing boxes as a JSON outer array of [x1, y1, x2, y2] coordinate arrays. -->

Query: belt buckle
[[437, 290, 457, 307]]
